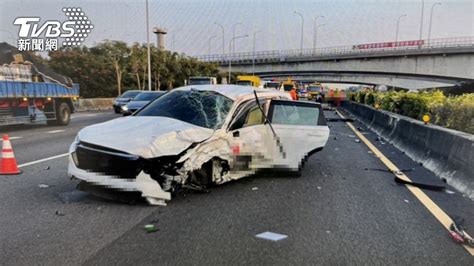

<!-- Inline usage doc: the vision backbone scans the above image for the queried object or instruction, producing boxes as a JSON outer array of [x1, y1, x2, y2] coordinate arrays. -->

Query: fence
[[195, 36, 474, 64]]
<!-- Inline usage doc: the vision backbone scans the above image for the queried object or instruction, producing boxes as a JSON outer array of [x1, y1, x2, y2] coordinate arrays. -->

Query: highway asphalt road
[[0, 110, 473, 265]]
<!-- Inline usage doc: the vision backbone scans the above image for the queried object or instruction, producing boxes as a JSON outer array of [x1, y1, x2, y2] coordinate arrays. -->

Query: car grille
[[75, 142, 142, 179]]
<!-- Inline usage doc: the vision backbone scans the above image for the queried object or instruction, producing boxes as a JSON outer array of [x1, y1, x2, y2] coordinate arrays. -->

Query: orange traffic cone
[[0, 134, 21, 175]]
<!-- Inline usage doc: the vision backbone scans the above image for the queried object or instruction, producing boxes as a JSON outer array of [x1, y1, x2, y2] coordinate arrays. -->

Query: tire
[[47, 102, 71, 126]]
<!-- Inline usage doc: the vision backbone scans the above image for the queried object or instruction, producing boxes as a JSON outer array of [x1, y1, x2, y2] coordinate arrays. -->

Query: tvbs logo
[[14, 7, 94, 51]]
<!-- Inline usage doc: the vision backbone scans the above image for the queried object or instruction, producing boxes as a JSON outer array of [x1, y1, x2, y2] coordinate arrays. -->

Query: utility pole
[[145, 0, 151, 91], [294, 11, 304, 52]]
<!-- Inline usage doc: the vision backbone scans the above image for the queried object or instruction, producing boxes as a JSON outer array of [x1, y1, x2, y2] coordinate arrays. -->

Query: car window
[[229, 100, 265, 130], [271, 104, 319, 126], [244, 105, 264, 127], [136, 89, 233, 129], [121, 91, 140, 98]]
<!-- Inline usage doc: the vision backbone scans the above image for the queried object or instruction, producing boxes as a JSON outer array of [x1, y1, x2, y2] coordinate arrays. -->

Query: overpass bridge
[[195, 37, 474, 90]]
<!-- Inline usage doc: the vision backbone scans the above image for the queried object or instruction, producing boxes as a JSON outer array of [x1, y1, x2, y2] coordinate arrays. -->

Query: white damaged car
[[68, 85, 330, 205]]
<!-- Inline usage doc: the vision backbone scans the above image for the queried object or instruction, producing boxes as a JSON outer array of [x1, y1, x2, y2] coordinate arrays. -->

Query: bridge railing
[[195, 36, 474, 64]]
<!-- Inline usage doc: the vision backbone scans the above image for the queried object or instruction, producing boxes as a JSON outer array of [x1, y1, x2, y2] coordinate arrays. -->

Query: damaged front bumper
[[68, 158, 171, 205]]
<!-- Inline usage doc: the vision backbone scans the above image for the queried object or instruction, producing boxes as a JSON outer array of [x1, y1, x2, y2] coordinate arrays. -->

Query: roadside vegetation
[[351, 90, 474, 134], [44, 41, 220, 98]]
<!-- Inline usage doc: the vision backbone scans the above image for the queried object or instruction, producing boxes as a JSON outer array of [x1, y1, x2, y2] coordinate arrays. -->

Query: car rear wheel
[[47, 102, 71, 126]]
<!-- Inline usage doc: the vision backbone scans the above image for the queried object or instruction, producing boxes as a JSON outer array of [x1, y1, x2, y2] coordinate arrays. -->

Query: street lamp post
[[428, 2, 442, 43], [314, 24, 325, 50], [252, 31, 261, 76], [214, 22, 225, 55], [313, 16, 324, 50], [228, 34, 249, 83], [419, 0, 424, 43], [208, 35, 216, 57], [232, 22, 243, 53], [145, 0, 152, 91], [395, 14, 407, 46], [294, 11, 304, 52]]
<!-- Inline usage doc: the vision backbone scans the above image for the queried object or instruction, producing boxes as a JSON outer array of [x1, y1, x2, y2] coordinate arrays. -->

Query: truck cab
[[236, 75, 261, 88]]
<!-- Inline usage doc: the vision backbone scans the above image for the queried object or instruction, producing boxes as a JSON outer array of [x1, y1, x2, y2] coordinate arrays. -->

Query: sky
[[1, 0, 473, 56]]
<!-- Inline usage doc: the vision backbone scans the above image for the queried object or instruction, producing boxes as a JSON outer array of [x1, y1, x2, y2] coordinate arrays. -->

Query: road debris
[[355, 139, 360, 143], [448, 219, 474, 247], [44, 166, 50, 170], [404, 199, 409, 203], [144, 224, 159, 233], [326, 117, 355, 122], [445, 190, 456, 194], [255, 231, 288, 241], [55, 211, 65, 216], [38, 184, 50, 188], [325, 230, 331, 234], [317, 186, 322, 190], [252, 187, 258, 191], [394, 176, 445, 191]]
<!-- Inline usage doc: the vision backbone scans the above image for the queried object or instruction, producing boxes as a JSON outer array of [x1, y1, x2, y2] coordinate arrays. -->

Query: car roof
[[137, 91, 164, 94], [175, 84, 288, 100]]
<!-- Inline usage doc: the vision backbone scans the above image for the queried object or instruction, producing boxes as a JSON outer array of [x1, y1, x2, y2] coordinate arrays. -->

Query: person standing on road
[[290, 86, 298, 100], [315, 93, 323, 103]]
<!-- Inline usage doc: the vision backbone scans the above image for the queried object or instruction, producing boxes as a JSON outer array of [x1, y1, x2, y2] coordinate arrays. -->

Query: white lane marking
[[0, 136, 23, 141], [46, 130, 65, 134], [18, 153, 69, 168], [71, 113, 99, 119]]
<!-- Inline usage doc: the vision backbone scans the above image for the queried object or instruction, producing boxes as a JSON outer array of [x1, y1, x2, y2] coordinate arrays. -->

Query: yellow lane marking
[[335, 110, 474, 256]]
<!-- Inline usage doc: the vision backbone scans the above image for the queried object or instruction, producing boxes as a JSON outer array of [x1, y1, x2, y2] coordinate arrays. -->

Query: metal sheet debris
[[255, 231, 288, 241]]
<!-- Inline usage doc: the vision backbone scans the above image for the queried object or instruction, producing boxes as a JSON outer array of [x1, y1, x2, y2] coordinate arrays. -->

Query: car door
[[227, 99, 274, 172], [266, 99, 330, 170]]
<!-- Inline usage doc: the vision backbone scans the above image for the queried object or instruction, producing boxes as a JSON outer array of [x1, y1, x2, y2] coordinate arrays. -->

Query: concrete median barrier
[[73, 98, 115, 112], [343, 101, 474, 199]]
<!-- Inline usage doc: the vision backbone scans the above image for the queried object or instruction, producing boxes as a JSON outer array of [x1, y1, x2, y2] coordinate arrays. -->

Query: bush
[[351, 90, 474, 134]]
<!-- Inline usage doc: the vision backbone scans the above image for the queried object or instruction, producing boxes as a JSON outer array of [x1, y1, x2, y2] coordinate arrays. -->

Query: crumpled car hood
[[77, 116, 214, 158]]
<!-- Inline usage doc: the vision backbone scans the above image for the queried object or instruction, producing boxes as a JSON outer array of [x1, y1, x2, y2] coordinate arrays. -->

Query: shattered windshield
[[133, 92, 164, 101], [136, 89, 233, 129]]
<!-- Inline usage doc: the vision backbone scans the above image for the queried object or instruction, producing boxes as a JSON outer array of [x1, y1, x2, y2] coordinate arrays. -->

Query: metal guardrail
[[195, 37, 474, 64]]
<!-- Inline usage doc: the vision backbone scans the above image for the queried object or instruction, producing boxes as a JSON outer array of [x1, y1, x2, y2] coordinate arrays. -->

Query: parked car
[[122, 91, 165, 115], [113, 90, 141, 113], [68, 85, 330, 205]]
